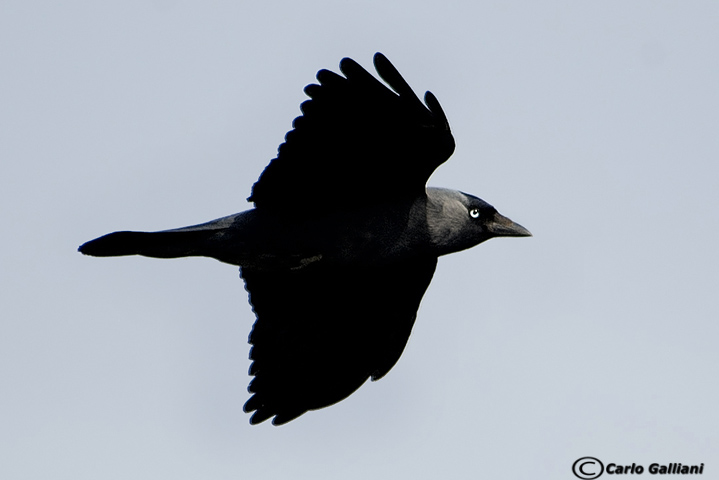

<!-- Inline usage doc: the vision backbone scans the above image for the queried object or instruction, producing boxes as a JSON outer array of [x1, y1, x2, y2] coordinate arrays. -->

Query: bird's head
[[425, 187, 531, 256]]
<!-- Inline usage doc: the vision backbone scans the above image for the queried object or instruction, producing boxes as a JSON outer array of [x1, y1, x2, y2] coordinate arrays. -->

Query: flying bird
[[79, 53, 531, 425]]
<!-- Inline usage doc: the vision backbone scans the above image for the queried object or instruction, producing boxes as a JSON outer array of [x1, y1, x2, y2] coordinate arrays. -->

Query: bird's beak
[[488, 212, 532, 238]]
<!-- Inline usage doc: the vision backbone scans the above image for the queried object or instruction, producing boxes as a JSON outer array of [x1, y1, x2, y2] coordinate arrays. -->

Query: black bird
[[79, 53, 531, 425]]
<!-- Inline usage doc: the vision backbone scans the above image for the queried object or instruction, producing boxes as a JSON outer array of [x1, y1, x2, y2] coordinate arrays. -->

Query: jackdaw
[[79, 53, 531, 425]]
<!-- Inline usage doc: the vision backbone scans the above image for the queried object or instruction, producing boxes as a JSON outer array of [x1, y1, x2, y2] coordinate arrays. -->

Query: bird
[[79, 52, 531, 426]]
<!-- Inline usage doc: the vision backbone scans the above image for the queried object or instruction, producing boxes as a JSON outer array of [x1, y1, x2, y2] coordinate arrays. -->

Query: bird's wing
[[248, 53, 455, 211], [240, 256, 437, 425]]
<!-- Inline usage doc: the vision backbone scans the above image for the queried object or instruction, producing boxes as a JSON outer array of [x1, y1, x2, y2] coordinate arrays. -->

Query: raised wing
[[241, 257, 437, 425], [248, 53, 455, 211]]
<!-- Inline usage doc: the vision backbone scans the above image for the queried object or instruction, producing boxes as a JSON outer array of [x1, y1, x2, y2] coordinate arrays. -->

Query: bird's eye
[[469, 208, 480, 219]]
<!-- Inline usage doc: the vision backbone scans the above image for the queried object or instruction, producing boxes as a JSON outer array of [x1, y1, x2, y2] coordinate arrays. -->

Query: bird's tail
[[78, 212, 247, 265], [78, 230, 219, 259]]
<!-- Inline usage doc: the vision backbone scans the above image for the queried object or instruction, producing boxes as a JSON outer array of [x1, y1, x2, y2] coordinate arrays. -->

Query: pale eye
[[469, 208, 480, 219]]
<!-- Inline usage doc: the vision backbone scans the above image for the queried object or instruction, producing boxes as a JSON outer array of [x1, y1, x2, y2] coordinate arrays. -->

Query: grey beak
[[488, 212, 532, 238]]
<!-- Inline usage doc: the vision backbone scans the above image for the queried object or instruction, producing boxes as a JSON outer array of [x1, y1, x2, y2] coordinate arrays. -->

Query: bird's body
[[82, 187, 522, 269], [80, 53, 530, 425]]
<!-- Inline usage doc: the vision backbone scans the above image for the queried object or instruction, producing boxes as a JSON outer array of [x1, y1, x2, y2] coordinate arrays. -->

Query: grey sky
[[1, 1, 718, 478]]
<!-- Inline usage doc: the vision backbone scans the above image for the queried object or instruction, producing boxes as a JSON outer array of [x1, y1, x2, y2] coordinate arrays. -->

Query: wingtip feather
[[424, 91, 450, 129]]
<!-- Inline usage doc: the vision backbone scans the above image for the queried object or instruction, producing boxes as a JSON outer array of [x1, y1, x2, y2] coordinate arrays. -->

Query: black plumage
[[79, 53, 530, 425]]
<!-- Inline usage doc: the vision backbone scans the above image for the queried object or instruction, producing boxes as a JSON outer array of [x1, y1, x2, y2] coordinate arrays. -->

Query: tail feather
[[78, 230, 218, 259]]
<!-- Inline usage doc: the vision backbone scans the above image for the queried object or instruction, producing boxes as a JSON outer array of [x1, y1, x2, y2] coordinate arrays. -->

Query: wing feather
[[248, 53, 455, 211], [241, 257, 437, 425]]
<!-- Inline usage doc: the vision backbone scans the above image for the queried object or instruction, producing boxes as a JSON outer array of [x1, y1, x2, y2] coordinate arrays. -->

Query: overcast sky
[[2, 1, 718, 479]]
